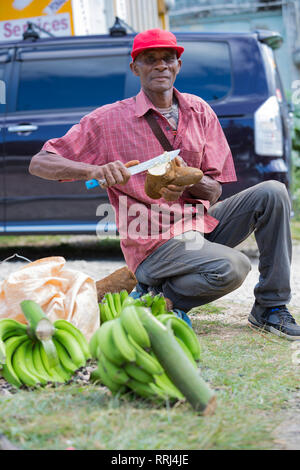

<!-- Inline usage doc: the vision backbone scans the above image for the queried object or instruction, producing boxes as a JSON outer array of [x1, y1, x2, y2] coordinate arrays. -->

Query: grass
[[0, 306, 299, 450], [291, 220, 300, 241], [0, 219, 299, 449]]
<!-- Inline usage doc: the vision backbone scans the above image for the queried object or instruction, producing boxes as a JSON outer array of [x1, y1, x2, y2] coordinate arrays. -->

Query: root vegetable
[[96, 267, 137, 303], [145, 157, 203, 200]]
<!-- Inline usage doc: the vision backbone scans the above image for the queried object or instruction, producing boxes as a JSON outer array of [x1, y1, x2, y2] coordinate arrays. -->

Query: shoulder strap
[[144, 110, 173, 152]]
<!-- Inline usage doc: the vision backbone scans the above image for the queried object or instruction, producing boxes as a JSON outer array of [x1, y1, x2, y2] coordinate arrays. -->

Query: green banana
[[105, 293, 118, 319], [25, 341, 48, 385], [98, 354, 127, 394], [91, 322, 124, 366], [54, 319, 91, 360], [127, 379, 168, 401], [102, 300, 115, 321], [127, 378, 157, 399], [38, 341, 66, 383], [32, 341, 52, 383], [54, 361, 72, 383], [119, 290, 129, 306], [0, 319, 27, 364], [124, 363, 153, 384], [127, 335, 163, 376], [39, 338, 59, 369], [101, 353, 130, 385], [53, 338, 78, 374], [111, 318, 136, 363], [140, 293, 154, 308], [0, 318, 27, 339], [99, 303, 109, 323], [53, 329, 86, 368], [157, 314, 201, 361], [12, 338, 40, 387], [120, 306, 151, 350], [89, 328, 102, 359], [154, 373, 184, 400], [113, 293, 122, 316], [0, 335, 28, 387], [121, 295, 142, 309], [151, 295, 167, 316]]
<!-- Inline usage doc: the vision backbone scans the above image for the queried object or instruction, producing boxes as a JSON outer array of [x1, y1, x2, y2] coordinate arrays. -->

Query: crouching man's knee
[[219, 252, 251, 291]]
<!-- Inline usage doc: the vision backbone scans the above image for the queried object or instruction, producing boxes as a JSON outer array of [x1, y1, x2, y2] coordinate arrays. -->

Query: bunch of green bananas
[[99, 290, 171, 324], [0, 302, 91, 388], [89, 304, 203, 402], [99, 290, 129, 322]]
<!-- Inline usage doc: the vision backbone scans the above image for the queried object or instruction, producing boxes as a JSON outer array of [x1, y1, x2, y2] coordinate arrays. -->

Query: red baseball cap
[[131, 29, 184, 61]]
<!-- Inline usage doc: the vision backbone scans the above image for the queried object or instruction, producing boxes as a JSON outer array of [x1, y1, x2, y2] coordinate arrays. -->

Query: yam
[[145, 158, 203, 199], [96, 267, 137, 302]]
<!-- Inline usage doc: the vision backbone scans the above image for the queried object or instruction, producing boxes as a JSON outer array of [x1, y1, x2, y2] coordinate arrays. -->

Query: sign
[[0, 0, 74, 41]]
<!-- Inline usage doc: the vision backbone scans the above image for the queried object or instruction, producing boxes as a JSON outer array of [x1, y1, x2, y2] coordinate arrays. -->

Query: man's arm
[[29, 151, 139, 187], [186, 175, 222, 206]]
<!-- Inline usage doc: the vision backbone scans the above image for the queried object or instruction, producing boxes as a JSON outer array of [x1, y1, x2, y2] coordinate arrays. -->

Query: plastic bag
[[0, 256, 99, 340]]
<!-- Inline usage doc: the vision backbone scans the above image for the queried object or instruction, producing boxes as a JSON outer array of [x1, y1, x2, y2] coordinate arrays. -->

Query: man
[[29, 29, 300, 340]]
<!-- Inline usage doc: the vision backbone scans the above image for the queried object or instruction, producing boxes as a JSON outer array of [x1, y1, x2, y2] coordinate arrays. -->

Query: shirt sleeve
[[201, 108, 237, 183], [41, 111, 105, 166]]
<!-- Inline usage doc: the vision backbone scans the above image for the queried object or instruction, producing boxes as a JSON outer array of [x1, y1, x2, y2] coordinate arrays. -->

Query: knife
[[85, 149, 181, 189]]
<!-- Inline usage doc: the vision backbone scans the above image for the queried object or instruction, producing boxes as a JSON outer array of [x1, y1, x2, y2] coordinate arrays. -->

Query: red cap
[[131, 29, 184, 61]]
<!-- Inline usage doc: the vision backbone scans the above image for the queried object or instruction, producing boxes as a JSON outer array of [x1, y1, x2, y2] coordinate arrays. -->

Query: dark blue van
[[0, 27, 292, 234]]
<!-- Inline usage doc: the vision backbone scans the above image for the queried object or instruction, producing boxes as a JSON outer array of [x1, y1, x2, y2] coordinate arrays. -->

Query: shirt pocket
[[179, 149, 203, 170]]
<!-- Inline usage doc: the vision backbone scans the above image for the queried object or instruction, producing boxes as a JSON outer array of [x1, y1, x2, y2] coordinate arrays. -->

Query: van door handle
[[7, 125, 38, 133]]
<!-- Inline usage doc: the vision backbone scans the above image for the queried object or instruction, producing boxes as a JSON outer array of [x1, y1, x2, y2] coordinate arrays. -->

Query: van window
[[175, 41, 232, 102], [16, 54, 128, 111]]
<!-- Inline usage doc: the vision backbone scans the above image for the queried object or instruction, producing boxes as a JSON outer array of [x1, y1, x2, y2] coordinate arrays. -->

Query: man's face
[[130, 48, 182, 94]]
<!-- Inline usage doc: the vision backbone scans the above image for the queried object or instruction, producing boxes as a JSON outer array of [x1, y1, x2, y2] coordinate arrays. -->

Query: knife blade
[[85, 149, 180, 189]]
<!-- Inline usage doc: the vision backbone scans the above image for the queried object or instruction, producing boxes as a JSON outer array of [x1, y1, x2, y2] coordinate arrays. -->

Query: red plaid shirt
[[42, 88, 236, 273]]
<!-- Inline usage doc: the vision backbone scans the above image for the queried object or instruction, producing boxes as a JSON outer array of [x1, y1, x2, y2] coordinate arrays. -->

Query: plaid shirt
[[42, 88, 237, 273]]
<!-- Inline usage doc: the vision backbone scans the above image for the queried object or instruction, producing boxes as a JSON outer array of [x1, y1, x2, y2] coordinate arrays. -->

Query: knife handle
[[85, 178, 104, 189]]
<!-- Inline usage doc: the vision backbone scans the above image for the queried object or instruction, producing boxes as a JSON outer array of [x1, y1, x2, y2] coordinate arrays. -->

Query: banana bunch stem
[[137, 308, 216, 415]]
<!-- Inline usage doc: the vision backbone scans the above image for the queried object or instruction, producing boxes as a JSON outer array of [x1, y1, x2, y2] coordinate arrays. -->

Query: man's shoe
[[248, 302, 300, 340], [173, 308, 193, 328]]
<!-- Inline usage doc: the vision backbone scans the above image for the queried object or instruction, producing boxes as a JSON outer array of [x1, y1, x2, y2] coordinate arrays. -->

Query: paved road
[[1, 240, 300, 308]]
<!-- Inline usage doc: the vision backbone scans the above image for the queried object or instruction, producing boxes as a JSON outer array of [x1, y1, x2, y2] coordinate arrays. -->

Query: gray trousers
[[135, 181, 292, 311]]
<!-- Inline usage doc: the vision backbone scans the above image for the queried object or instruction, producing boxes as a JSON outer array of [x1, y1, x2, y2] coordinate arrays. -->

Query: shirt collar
[[135, 87, 195, 117]]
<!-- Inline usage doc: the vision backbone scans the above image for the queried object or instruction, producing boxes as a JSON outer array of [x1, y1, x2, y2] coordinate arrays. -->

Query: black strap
[[144, 110, 173, 152]]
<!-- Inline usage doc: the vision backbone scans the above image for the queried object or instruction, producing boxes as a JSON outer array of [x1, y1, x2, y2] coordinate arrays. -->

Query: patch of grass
[[291, 220, 300, 241], [0, 309, 299, 450], [189, 303, 226, 316]]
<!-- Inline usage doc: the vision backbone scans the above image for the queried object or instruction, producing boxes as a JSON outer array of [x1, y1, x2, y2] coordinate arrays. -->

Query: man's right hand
[[92, 160, 140, 188]]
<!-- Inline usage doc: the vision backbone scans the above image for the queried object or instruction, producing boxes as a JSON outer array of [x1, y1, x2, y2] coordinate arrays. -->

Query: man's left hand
[[159, 183, 187, 202]]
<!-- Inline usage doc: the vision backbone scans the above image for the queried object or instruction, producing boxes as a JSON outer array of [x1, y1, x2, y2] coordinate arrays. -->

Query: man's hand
[[159, 183, 187, 202], [159, 156, 190, 202], [93, 160, 140, 188]]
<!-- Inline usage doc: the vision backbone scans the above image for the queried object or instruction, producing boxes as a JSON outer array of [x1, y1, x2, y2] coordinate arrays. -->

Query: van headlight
[[254, 96, 283, 157]]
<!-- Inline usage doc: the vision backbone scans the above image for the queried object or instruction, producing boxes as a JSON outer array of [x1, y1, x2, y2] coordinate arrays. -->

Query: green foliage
[[291, 101, 300, 219]]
